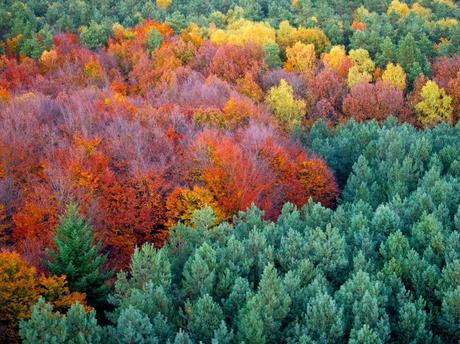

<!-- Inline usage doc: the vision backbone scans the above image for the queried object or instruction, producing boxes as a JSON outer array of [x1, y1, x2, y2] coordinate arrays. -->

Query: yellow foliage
[[415, 80, 453, 127], [112, 23, 136, 41], [437, 18, 458, 27], [276, 21, 330, 54], [83, 60, 104, 82], [166, 186, 224, 227], [347, 48, 375, 87], [181, 23, 205, 47], [266, 79, 306, 132], [411, 3, 432, 18], [277, 21, 298, 50], [210, 19, 276, 47], [387, 0, 411, 18], [284, 42, 316, 76], [321, 45, 348, 75], [6, 35, 21, 56], [382, 63, 407, 90], [39, 49, 59, 72], [355, 6, 371, 21], [156, 0, 171, 10]]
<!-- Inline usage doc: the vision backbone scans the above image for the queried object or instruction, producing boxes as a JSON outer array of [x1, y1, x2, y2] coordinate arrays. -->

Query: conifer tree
[[45, 204, 113, 309]]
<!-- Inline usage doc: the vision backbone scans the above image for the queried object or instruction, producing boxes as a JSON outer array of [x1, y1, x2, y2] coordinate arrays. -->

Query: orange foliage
[[0, 251, 87, 343], [0, 86, 9, 102], [166, 185, 224, 227], [351, 20, 366, 31], [237, 73, 264, 102]]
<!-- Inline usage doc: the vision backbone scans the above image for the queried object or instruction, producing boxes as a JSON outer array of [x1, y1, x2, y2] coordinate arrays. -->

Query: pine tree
[[45, 203, 113, 309], [263, 43, 283, 69], [20, 299, 101, 344], [115, 306, 158, 344], [186, 294, 224, 342]]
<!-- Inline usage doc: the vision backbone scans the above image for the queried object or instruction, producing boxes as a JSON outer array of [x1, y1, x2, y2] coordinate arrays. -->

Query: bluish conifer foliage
[[44, 203, 113, 309], [23, 118, 460, 342]]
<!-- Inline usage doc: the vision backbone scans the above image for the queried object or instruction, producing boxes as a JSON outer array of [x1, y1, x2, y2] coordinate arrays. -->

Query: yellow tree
[[347, 48, 375, 87], [382, 63, 407, 90], [210, 19, 276, 47], [165, 186, 225, 227], [0, 251, 87, 343], [284, 42, 316, 77], [276, 21, 298, 50], [266, 79, 306, 132], [321, 45, 349, 77], [156, 0, 171, 10], [415, 80, 453, 126], [387, 0, 410, 18]]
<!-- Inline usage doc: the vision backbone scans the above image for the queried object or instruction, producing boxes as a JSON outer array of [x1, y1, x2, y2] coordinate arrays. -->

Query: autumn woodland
[[0, 0, 459, 343]]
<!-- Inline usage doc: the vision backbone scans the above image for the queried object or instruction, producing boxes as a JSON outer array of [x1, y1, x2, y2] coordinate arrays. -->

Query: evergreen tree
[[20, 299, 101, 344], [263, 42, 283, 69], [45, 204, 113, 309]]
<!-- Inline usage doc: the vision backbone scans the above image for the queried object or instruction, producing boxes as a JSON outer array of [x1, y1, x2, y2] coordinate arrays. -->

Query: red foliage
[[342, 81, 411, 122], [209, 43, 265, 83], [0, 23, 343, 271]]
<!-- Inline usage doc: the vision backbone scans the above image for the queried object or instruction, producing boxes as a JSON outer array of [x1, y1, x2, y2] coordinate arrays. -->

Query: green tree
[[263, 42, 283, 68], [80, 21, 109, 50], [186, 294, 224, 342], [44, 204, 113, 309], [146, 27, 163, 54], [304, 292, 344, 342], [20, 299, 101, 344]]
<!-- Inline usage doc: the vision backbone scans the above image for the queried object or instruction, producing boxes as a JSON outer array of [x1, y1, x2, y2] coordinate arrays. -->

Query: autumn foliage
[[0, 16, 459, 274], [0, 251, 86, 342], [0, 20, 343, 272]]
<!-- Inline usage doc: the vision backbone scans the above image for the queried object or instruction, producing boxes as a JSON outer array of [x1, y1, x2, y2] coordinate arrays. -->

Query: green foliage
[[44, 204, 113, 309], [263, 42, 283, 69], [80, 21, 109, 50], [146, 27, 163, 54], [20, 298, 101, 344], [41, 117, 455, 343]]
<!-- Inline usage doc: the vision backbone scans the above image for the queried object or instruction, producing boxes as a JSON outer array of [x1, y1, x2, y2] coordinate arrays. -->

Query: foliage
[[0, 251, 86, 343], [44, 204, 113, 309], [415, 80, 453, 127], [28, 119, 459, 344], [266, 79, 306, 131]]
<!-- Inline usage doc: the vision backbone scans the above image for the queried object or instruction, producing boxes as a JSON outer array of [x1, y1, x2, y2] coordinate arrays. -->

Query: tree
[[113, 306, 157, 344], [284, 41, 316, 77], [186, 294, 224, 342], [304, 292, 344, 342], [0, 252, 86, 343], [343, 81, 408, 122], [382, 63, 407, 91], [263, 43, 282, 69], [80, 21, 109, 50], [415, 80, 453, 126], [44, 204, 113, 309], [266, 79, 306, 131], [321, 45, 350, 78], [146, 28, 163, 54], [20, 299, 101, 344], [347, 49, 375, 87], [0, 251, 39, 342], [165, 186, 224, 228], [156, 0, 172, 11]]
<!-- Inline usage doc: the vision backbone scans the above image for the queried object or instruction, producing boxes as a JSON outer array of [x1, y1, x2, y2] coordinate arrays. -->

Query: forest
[[0, 0, 459, 343]]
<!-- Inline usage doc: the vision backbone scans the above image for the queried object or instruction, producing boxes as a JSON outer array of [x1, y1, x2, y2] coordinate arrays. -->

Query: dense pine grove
[[0, 0, 459, 343]]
